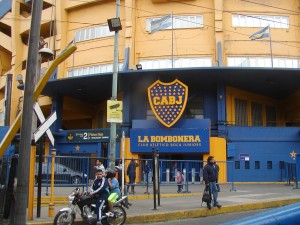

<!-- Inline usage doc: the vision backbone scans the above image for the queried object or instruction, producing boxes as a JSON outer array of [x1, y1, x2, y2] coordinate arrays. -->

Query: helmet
[[106, 170, 116, 179]]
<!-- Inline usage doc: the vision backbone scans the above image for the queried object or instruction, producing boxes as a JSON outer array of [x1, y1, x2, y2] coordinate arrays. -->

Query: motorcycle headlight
[[68, 195, 75, 203]]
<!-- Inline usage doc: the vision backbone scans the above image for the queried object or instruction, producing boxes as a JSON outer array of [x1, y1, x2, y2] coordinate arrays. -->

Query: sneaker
[[96, 221, 102, 225], [105, 212, 114, 217], [214, 204, 222, 208], [207, 203, 212, 210]]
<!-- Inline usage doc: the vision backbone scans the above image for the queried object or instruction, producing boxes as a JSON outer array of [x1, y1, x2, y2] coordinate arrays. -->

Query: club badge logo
[[148, 79, 188, 128]]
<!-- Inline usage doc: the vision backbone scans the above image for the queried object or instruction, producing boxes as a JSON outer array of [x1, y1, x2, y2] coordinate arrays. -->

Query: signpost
[[33, 102, 55, 146], [34, 111, 56, 145]]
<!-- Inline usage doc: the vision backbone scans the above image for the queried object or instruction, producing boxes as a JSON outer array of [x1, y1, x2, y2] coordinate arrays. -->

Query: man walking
[[203, 156, 221, 209]]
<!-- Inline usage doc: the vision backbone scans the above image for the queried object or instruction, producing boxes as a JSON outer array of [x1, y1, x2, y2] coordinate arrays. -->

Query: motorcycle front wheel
[[53, 210, 75, 225], [107, 206, 127, 225]]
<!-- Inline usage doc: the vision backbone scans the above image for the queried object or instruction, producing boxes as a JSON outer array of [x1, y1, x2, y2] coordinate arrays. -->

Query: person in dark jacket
[[126, 159, 139, 194], [142, 160, 151, 186], [89, 169, 109, 224], [203, 156, 221, 209]]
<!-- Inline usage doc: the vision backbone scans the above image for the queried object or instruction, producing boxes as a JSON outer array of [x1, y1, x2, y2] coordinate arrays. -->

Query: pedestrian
[[94, 159, 105, 172], [176, 169, 184, 193], [142, 160, 150, 186], [115, 160, 132, 207], [203, 156, 222, 209], [126, 159, 139, 194]]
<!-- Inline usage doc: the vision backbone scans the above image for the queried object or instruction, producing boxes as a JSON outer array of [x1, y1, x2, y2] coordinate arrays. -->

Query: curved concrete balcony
[[0, 33, 12, 52], [20, 7, 55, 35]]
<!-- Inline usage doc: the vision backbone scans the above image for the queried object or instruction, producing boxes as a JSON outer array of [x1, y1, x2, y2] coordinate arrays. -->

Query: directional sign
[[33, 103, 55, 146], [34, 112, 57, 145]]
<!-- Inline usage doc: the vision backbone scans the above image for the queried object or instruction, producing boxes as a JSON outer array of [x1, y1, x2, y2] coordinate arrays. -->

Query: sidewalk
[[5, 183, 300, 224]]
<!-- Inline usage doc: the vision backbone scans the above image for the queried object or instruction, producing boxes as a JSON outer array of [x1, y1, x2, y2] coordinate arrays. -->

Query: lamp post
[[108, 0, 122, 171]]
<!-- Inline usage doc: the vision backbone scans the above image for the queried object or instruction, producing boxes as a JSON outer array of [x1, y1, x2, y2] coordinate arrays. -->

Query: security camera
[[39, 47, 54, 60]]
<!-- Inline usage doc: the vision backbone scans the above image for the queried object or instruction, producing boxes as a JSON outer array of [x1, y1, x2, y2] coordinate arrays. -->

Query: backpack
[[177, 171, 183, 183]]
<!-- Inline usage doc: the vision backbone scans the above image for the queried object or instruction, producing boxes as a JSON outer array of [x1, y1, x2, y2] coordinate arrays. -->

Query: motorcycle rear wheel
[[53, 210, 75, 225], [107, 206, 127, 225]]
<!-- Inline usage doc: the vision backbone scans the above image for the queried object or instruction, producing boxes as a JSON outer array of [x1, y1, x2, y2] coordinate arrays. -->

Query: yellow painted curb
[[125, 198, 300, 224], [26, 198, 300, 225]]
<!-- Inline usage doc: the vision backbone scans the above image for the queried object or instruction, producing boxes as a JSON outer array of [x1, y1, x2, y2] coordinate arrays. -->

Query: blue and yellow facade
[[0, 0, 300, 182]]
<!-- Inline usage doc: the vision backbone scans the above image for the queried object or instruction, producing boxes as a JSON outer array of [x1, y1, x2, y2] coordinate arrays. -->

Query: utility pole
[[4, 74, 12, 126], [14, 0, 43, 224], [109, 0, 120, 170]]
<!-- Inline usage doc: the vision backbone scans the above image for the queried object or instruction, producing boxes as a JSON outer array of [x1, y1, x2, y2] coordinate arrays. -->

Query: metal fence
[[32, 156, 235, 191], [281, 162, 298, 187]]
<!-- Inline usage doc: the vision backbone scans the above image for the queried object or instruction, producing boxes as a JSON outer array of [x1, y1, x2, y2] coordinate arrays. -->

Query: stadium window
[[267, 161, 273, 169], [146, 15, 204, 32], [235, 98, 248, 126], [251, 102, 263, 126], [255, 161, 260, 169], [245, 161, 250, 169], [232, 14, 289, 29], [266, 106, 277, 126], [235, 161, 240, 169]]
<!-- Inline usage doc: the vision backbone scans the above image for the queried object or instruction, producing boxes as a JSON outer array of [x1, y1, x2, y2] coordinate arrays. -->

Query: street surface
[[133, 209, 268, 225]]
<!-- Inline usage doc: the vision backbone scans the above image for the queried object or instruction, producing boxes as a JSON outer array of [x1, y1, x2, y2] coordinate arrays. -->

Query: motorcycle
[[54, 187, 128, 225]]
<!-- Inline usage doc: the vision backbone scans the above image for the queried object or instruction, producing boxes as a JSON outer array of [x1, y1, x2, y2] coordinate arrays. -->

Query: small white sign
[[34, 111, 56, 145]]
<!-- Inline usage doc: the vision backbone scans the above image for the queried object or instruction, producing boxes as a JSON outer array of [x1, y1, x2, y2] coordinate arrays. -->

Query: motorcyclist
[[89, 169, 109, 225]]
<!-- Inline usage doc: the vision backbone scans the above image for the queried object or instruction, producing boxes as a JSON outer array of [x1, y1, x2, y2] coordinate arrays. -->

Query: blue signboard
[[64, 129, 122, 143], [130, 128, 209, 153]]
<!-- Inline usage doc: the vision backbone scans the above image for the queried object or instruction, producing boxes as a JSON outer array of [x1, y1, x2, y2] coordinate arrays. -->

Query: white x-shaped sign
[[33, 102, 56, 146]]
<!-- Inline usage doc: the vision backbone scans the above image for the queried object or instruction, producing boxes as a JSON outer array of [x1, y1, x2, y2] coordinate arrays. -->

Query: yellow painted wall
[[135, 0, 216, 63], [223, 0, 300, 60], [203, 137, 227, 183], [1, 0, 300, 144]]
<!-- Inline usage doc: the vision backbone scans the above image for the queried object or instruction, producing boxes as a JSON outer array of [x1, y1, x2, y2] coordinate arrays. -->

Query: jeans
[[143, 172, 151, 185], [209, 181, 219, 205]]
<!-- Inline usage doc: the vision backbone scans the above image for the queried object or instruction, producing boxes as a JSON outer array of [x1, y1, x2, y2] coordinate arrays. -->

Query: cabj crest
[[148, 79, 188, 128]]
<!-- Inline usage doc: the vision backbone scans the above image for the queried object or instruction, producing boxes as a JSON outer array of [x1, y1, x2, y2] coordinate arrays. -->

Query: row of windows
[[235, 99, 277, 126], [67, 63, 123, 77], [74, 25, 114, 43], [74, 14, 289, 43], [235, 161, 273, 169], [146, 15, 204, 31], [68, 56, 299, 76], [228, 57, 300, 68], [232, 14, 289, 29], [140, 57, 212, 70]]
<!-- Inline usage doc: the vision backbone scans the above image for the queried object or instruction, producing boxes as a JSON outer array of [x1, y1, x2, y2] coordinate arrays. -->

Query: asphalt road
[[133, 209, 268, 225]]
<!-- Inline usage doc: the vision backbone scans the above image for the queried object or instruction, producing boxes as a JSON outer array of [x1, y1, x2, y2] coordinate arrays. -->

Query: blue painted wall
[[226, 127, 300, 182]]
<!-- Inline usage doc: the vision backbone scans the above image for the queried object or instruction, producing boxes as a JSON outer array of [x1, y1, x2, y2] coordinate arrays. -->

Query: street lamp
[[16, 74, 24, 90], [107, 17, 122, 32]]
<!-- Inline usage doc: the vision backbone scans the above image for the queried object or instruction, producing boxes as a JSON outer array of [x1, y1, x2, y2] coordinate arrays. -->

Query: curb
[[26, 198, 300, 225]]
